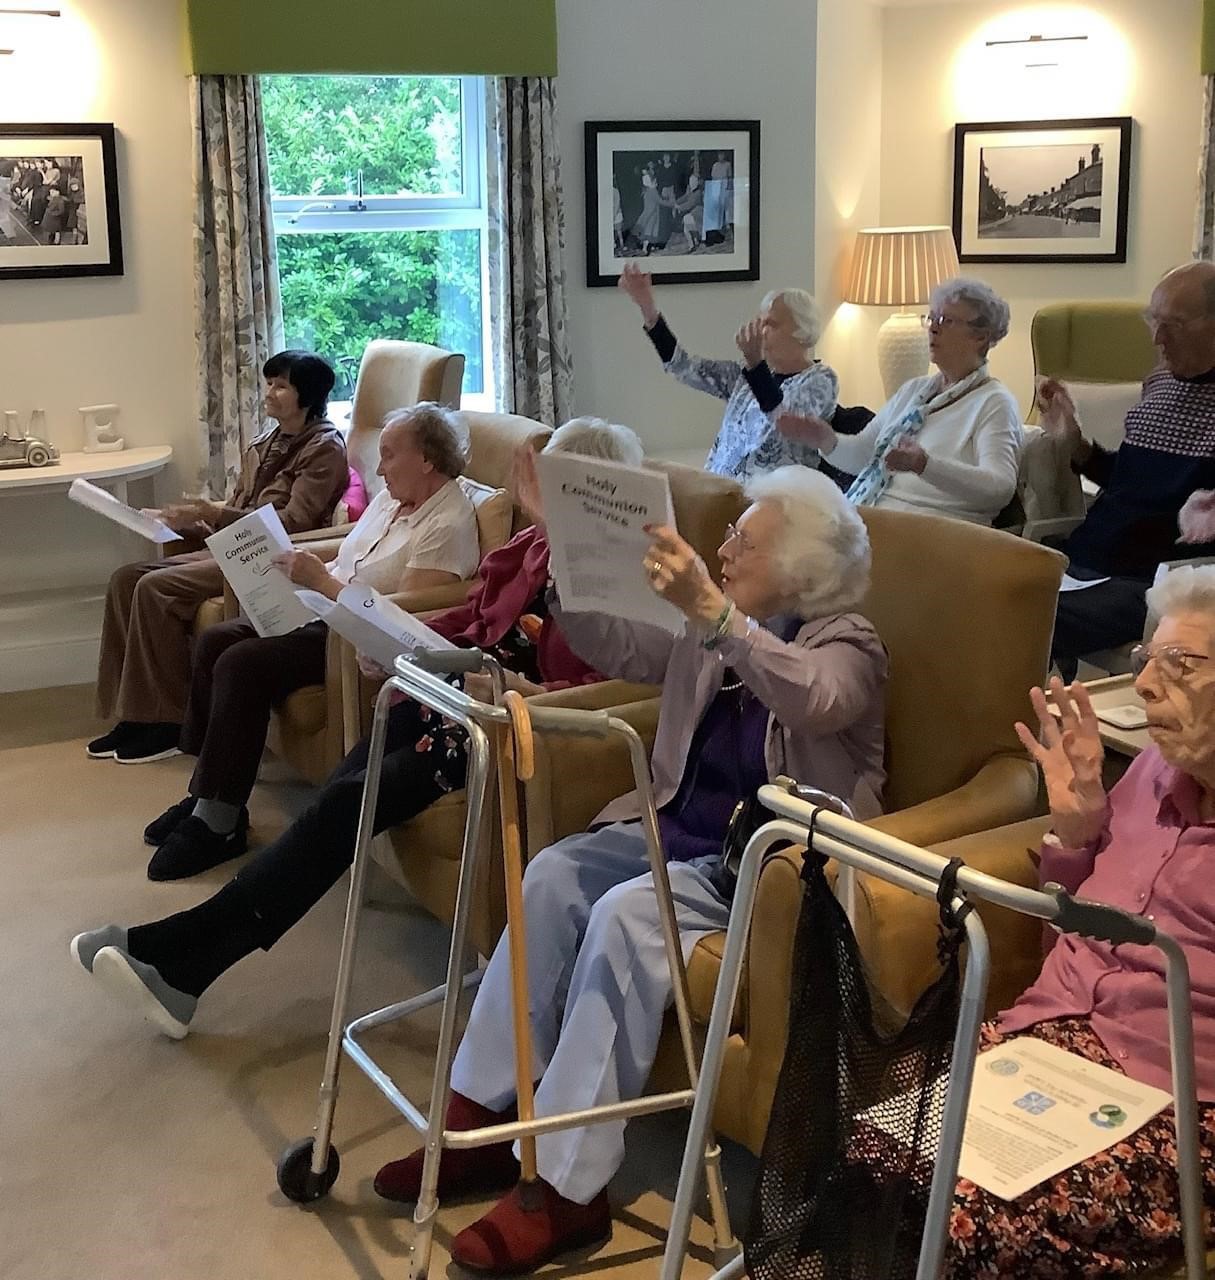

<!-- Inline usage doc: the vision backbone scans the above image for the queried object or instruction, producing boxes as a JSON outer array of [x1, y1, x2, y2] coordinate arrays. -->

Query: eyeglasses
[[1141, 309, 1207, 334], [920, 313, 983, 332], [723, 522, 757, 554], [1129, 643, 1212, 682]]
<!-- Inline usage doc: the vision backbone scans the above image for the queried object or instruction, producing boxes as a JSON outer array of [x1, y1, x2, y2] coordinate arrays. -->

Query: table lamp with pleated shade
[[844, 226, 961, 398]]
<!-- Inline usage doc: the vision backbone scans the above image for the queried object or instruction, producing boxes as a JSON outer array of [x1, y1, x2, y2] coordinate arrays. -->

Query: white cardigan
[[827, 374, 1024, 525]]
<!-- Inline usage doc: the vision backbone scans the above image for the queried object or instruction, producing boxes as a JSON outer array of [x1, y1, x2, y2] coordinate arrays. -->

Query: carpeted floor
[[1, 687, 751, 1280]]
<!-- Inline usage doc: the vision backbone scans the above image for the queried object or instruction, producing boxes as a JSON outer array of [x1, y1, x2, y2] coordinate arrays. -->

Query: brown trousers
[[95, 550, 225, 724]]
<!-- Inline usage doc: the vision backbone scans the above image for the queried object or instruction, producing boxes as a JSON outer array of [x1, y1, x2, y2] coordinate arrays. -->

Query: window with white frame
[[262, 74, 493, 414]]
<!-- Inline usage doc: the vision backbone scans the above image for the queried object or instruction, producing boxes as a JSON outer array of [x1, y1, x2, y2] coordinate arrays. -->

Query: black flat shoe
[[146, 813, 249, 882], [143, 796, 197, 847], [86, 721, 138, 759]]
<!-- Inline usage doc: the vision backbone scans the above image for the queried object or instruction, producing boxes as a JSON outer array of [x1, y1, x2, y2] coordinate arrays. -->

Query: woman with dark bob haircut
[[89, 348, 348, 767], [261, 349, 338, 424]]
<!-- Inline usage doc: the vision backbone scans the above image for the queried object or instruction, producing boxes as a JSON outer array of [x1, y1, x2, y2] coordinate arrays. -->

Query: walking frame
[[276, 648, 739, 1279], [659, 780, 1207, 1280]]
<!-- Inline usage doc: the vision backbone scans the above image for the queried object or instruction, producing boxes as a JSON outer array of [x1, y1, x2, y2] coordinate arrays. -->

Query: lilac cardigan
[[551, 599, 889, 827]]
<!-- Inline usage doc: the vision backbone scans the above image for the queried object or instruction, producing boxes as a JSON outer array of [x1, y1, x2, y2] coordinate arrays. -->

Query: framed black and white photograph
[[0, 122, 123, 280], [953, 117, 1132, 265], [584, 119, 760, 287]]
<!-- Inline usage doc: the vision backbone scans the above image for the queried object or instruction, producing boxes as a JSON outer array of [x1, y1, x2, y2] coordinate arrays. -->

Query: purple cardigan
[[551, 599, 888, 827]]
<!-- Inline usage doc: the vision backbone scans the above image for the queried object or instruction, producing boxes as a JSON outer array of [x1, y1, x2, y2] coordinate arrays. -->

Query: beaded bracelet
[[702, 599, 736, 651]]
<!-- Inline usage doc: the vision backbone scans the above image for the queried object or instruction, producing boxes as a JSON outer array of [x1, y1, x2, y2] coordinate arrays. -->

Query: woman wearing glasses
[[783, 277, 1023, 525], [367, 466, 888, 1273], [906, 564, 1215, 1276]]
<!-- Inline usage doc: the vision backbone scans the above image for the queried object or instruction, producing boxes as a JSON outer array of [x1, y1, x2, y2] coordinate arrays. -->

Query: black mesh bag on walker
[[743, 851, 971, 1280]]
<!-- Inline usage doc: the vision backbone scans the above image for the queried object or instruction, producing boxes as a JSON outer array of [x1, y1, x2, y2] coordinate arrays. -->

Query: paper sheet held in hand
[[296, 585, 456, 670], [536, 452, 683, 633], [68, 478, 178, 543], [862, 1036, 1170, 1201], [1059, 572, 1111, 592], [205, 506, 313, 638]]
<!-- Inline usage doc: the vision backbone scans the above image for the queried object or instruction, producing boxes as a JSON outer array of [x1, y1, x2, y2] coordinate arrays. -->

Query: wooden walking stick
[[496, 688, 544, 1209]]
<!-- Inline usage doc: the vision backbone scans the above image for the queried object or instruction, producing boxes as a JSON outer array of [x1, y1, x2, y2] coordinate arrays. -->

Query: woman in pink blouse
[[941, 564, 1215, 1276]]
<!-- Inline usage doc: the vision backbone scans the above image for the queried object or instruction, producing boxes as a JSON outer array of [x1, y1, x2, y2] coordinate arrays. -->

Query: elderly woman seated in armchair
[[785, 277, 1023, 526], [69, 418, 645, 1037], [905, 566, 1215, 1277], [365, 465, 889, 1273]]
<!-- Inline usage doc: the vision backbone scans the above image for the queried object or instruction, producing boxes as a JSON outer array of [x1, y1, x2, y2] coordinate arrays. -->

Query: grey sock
[[193, 798, 240, 835]]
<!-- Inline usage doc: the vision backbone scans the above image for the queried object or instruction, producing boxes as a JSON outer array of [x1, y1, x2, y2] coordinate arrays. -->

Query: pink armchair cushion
[[336, 466, 370, 524]]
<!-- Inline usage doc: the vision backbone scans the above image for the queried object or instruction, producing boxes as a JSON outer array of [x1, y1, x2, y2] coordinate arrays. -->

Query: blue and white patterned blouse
[[664, 345, 840, 481]]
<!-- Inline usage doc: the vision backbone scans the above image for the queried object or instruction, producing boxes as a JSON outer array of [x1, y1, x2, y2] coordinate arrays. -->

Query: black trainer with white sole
[[114, 723, 182, 764], [86, 721, 138, 759]]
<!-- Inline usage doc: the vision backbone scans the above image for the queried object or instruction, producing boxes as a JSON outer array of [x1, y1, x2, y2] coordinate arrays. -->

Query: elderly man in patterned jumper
[[1040, 261, 1215, 678]]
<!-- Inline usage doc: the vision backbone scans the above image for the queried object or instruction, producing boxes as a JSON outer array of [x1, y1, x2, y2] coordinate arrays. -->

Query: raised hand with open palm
[[1014, 677, 1108, 848]]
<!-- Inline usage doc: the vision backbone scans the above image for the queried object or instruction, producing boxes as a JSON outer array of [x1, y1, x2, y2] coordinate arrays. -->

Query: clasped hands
[[148, 497, 226, 537], [774, 411, 928, 474]]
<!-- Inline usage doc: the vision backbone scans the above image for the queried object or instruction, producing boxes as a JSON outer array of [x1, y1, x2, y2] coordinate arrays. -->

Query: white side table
[[0, 445, 173, 504]]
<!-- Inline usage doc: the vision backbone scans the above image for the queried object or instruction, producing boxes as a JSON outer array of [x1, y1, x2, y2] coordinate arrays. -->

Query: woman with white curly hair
[[786, 276, 1023, 525], [619, 261, 840, 481], [370, 465, 888, 1273]]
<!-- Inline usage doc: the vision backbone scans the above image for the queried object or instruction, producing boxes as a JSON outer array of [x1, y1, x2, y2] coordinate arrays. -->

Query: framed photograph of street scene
[[952, 117, 1132, 265], [0, 122, 123, 279], [584, 119, 760, 287]]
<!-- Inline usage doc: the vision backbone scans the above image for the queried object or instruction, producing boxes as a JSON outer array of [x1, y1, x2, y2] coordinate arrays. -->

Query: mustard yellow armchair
[[1030, 300, 1157, 411]]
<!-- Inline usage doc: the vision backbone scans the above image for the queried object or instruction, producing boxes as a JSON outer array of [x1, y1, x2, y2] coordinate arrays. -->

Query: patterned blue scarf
[[846, 363, 991, 507]]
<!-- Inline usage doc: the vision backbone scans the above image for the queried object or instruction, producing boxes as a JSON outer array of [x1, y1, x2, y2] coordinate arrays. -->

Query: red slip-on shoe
[[373, 1091, 519, 1204], [451, 1179, 611, 1275]]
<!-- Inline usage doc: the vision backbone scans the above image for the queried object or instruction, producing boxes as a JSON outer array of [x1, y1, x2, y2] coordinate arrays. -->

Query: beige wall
[[814, 0, 885, 403], [556, 0, 819, 461], [870, 0, 1204, 413], [0, 0, 195, 688]]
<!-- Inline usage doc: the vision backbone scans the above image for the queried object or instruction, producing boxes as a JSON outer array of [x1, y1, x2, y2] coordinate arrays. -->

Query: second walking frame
[[658, 782, 1207, 1280], [278, 648, 738, 1279]]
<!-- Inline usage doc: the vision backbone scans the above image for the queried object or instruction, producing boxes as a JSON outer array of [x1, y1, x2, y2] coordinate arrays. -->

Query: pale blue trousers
[[450, 821, 731, 1204]]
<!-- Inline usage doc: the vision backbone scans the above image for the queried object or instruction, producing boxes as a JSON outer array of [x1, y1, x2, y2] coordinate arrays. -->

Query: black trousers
[[231, 697, 467, 949], [1051, 575, 1151, 679], [183, 619, 329, 805]]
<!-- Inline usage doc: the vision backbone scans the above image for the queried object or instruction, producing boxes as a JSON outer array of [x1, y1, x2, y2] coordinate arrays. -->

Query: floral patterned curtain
[[191, 75, 284, 498], [1197, 78, 1215, 261], [485, 77, 574, 424]]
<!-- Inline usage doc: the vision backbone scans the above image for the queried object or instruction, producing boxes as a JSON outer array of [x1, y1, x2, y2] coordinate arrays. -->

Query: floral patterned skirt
[[944, 1017, 1215, 1278]]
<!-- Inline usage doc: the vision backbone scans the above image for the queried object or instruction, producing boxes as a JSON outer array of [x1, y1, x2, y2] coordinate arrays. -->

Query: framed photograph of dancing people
[[952, 117, 1132, 264], [584, 119, 760, 287], [0, 122, 124, 280]]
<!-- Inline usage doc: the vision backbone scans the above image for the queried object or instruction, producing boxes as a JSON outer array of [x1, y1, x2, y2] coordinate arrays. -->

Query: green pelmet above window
[[183, 0, 557, 76]]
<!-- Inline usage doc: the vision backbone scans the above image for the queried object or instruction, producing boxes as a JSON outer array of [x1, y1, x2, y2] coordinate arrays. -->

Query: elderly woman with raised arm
[[69, 420, 645, 1038], [881, 565, 1215, 1277], [367, 466, 888, 1274], [785, 277, 1023, 525], [618, 261, 839, 480]]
